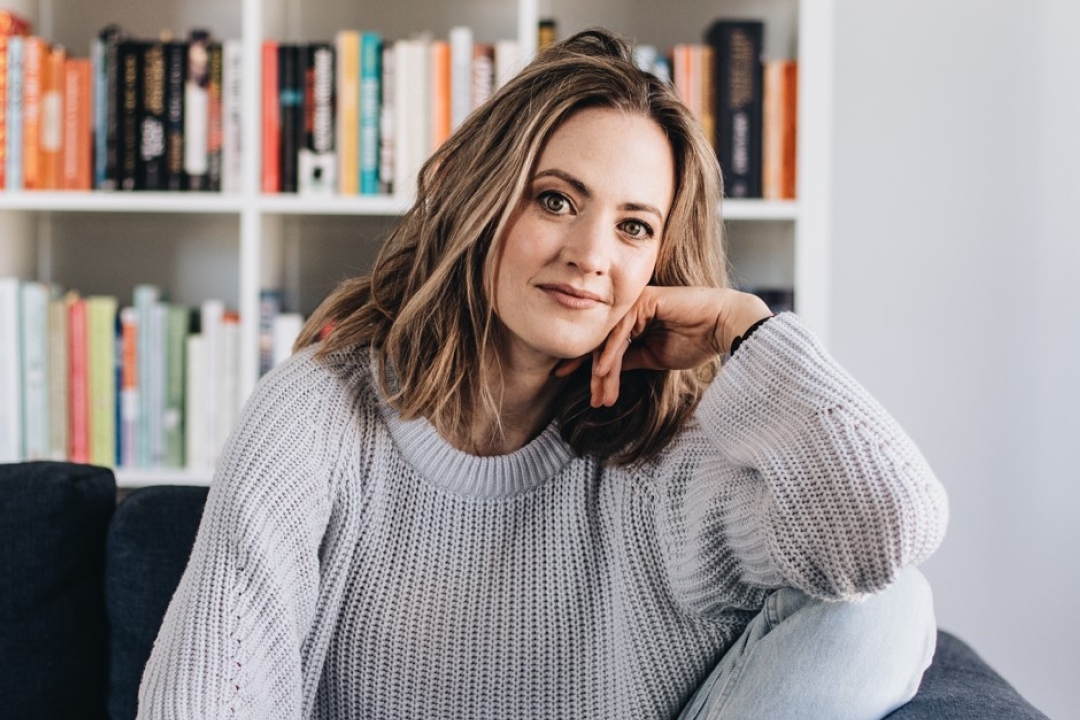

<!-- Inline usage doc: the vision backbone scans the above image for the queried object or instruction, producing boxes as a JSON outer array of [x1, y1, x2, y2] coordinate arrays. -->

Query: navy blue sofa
[[0, 461, 1051, 720]]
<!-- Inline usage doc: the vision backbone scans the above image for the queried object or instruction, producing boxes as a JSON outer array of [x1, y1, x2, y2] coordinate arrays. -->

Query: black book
[[116, 40, 146, 191], [278, 44, 303, 193], [98, 25, 125, 190], [705, 20, 764, 198], [299, 43, 335, 194], [139, 42, 167, 190], [164, 41, 188, 191]]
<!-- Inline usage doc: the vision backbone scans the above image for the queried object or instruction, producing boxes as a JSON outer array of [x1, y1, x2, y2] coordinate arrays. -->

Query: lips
[[536, 283, 608, 309]]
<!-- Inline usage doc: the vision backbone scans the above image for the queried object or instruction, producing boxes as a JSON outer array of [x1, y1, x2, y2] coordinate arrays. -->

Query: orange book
[[40, 44, 66, 189], [0, 36, 9, 190], [0, 10, 31, 36], [68, 293, 89, 464], [21, 36, 46, 190], [762, 60, 798, 200], [62, 58, 92, 190], [430, 39, 451, 152], [261, 40, 279, 193]]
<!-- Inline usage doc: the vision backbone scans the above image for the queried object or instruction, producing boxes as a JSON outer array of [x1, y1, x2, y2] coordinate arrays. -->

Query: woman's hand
[[555, 287, 773, 407]]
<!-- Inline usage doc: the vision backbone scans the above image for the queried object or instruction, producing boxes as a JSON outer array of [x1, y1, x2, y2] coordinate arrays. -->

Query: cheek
[[614, 251, 659, 309]]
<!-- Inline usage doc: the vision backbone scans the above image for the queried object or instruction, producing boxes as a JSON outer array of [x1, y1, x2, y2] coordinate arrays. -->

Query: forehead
[[533, 107, 676, 212]]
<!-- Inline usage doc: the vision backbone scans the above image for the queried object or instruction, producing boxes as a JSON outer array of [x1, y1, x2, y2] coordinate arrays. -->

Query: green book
[[164, 305, 189, 468], [87, 295, 118, 467]]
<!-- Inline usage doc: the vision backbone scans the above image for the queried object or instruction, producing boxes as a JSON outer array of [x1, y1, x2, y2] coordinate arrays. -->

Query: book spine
[[221, 39, 242, 193], [0, 278, 22, 461], [40, 44, 65, 190], [117, 41, 143, 191], [707, 20, 764, 198], [0, 10, 32, 36], [0, 35, 9, 189], [164, 304, 187, 467], [429, 39, 450, 153], [762, 59, 798, 200], [119, 305, 138, 467], [21, 37, 44, 190], [139, 42, 166, 190], [164, 41, 187, 191], [219, 311, 239, 453], [377, 42, 394, 195], [20, 282, 49, 460], [258, 288, 281, 376], [184, 332, 204, 470], [98, 25, 124, 190], [199, 298, 223, 468], [133, 284, 159, 466], [448, 26, 472, 132], [68, 293, 89, 464], [471, 43, 494, 110], [358, 32, 381, 194], [271, 313, 303, 367], [278, 44, 302, 193], [147, 301, 167, 466], [184, 31, 210, 190], [493, 39, 520, 91], [62, 58, 92, 190], [48, 294, 68, 460], [261, 40, 279, 193], [5, 36, 22, 190], [335, 30, 359, 196], [206, 42, 223, 191], [88, 295, 118, 467], [299, 42, 335, 195]]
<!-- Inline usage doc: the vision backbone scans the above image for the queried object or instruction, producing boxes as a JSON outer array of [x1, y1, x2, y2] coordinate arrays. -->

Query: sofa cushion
[[105, 484, 209, 720], [0, 461, 116, 720], [886, 630, 1049, 719]]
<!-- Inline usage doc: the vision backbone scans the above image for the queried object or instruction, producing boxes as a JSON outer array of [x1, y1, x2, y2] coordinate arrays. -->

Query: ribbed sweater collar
[[371, 358, 575, 498]]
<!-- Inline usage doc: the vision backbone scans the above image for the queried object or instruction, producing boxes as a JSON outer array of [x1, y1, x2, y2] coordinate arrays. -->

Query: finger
[[595, 317, 636, 376], [600, 347, 625, 407], [590, 348, 603, 407]]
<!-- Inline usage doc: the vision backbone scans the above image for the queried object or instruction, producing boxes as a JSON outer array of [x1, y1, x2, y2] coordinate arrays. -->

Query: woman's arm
[[137, 349, 342, 719]]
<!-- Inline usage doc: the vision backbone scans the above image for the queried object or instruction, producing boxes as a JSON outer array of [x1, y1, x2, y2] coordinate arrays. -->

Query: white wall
[[831, 1, 1080, 717]]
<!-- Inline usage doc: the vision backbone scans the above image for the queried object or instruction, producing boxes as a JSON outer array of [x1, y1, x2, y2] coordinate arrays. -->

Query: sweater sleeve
[[662, 313, 948, 606], [137, 349, 343, 719]]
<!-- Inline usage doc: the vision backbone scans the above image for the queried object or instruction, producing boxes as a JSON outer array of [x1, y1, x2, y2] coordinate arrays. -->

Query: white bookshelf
[[0, 0, 834, 487]]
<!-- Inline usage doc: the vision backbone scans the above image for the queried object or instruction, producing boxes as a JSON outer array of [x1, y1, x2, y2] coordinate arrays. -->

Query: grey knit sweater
[[137, 313, 948, 720]]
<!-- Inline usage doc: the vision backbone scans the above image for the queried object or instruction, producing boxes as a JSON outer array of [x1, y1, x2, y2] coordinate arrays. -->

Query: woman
[[139, 29, 948, 720]]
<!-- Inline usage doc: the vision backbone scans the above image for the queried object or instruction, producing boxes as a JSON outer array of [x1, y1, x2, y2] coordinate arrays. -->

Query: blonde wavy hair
[[296, 28, 727, 465]]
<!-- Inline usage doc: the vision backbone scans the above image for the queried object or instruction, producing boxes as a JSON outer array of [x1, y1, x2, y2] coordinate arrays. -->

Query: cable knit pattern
[[137, 312, 948, 720]]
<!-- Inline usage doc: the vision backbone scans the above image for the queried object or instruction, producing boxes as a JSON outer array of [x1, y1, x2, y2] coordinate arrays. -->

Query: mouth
[[536, 283, 608, 309]]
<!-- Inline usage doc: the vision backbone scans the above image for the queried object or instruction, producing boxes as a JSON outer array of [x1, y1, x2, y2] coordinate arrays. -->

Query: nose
[[561, 213, 611, 276]]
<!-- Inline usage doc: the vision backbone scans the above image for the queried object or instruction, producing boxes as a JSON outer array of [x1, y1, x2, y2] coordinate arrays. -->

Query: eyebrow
[[532, 168, 666, 224]]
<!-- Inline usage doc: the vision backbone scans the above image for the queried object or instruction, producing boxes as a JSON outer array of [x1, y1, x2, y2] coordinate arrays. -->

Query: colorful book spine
[[258, 288, 282, 377], [40, 44, 65, 190], [762, 59, 798, 200], [67, 293, 89, 464], [359, 32, 381, 194], [299, 43, 335, 195], [20, 282, 49, 460], [261, 40, 279, 193], [206, 42, 223, 191], [377, 42, 394, 195], [62, 58, 92, 190], [335, 30, 360, 196], [0, 10, 31, 36], [119, 306, 138, 467], [21, 36, 45, 190], [429, 39, 450, 153], [87, 295, 118, 467], [706, 20, 765, 198], [5, 35, 23, 191]]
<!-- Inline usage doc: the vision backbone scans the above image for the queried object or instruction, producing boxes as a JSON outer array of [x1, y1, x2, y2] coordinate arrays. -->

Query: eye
[[538, 190, 572, 215], [619, 219, 655, 240]]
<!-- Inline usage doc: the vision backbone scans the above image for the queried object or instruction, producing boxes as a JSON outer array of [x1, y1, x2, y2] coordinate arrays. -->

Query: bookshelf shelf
[[0, 0, 834, 488]]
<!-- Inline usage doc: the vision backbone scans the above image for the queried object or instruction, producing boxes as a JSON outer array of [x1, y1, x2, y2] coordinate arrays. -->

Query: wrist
[[716, 293, 774, 354]]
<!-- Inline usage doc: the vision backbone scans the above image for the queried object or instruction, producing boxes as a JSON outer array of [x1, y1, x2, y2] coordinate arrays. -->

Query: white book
[[448, 26, 473, 130], [20, 282, 50, 461], [199, 299, 224, 469], [0, 278, 23, 462], [494, 39, 521, 91], [147, 302, 168, 467], [393, 37, 430, 202], [48, 295, 69, 460], [184, 333, 205, 471], [271, 313, 304, 368], [6, 36, 24, 191], [221, 39, 243, 194]]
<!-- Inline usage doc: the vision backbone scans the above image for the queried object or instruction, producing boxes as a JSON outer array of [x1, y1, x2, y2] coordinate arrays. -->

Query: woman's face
[[492, 107, 675, 368]]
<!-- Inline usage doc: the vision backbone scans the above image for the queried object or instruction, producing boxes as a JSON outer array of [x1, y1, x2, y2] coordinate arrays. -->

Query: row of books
[[0, 10, 240, 192], [0, 277, 304, 469]]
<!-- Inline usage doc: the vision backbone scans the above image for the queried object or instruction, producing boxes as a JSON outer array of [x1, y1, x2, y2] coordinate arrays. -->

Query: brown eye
[[539, 191, 571, 214], [620, 219, 654, 240]]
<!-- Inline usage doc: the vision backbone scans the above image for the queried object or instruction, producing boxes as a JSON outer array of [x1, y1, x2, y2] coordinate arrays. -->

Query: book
[[377, 42, 394, 195], [184, 30, 211, 191], [94, 25, 124, 190], [762, 59, 797, 200], [19, 281, 49, 460], [0, 14, 31, 188], [271, 312, 303, 368], [5, 35, 23, 190], [471, 43, 494, 110], [0, 10, 31, 36], [221, 39, 242, 193], [261, 40, 279, 192], [335, 31, 360, 195], [206, 42, 223, 191], [48, 294, 68, 460], [87, 295, 118, 466], [133, 284, 159, 466], [118, 305, 138, 467], [146, 301, 167, 466], [298, 43, 335, 195], [429, 39, 451, 153], [359, 33, 381, 194], [117, 40, 144, 191], [62, 58, 92, 190], [40, 44, 65, 190], [258, 288, 281, 376], [67, 292, 89, 464], [164, 304, 187, 467], [493, 39, 520, 90], [184, 332, 204, 470], [448, 26, 472, 131], [138, 42, 166, 190], [198, 298, 224, 468], [0, 277, 21, 462], [278, 44, 302, 193], [706, 20, 764, 198], [21, 36, 46, 190], [163, 40, 188, 191]]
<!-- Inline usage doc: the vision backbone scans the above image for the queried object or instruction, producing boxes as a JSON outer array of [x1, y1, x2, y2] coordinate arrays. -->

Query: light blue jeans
[[678, 568, 937, 720]]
